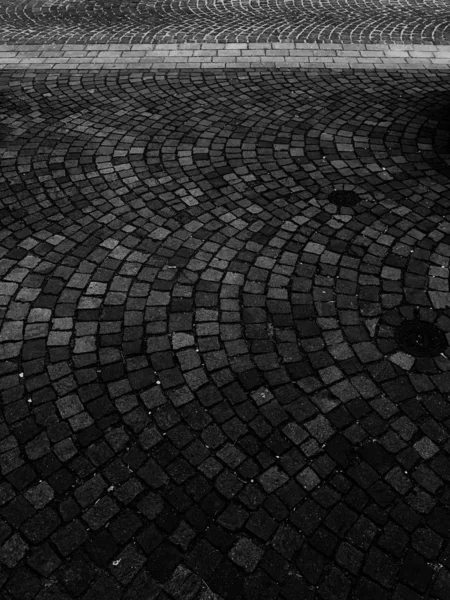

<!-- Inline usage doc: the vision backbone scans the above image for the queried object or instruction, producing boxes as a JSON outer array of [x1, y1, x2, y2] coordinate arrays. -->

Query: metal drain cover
[[328, 190, 360, 207], [395, 319, 448, 357]]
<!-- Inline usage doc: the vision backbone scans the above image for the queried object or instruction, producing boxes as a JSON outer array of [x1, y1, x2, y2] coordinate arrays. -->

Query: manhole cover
[[328, 190, 360, 207], [395, 319, 448, 357]]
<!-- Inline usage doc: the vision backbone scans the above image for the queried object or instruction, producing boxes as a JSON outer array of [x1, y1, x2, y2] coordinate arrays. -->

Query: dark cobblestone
[[0, 67, 450, 600]]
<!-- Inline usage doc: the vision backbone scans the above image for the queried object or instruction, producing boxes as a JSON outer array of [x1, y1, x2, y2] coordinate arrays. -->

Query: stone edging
[[0, 43, 449, 69]]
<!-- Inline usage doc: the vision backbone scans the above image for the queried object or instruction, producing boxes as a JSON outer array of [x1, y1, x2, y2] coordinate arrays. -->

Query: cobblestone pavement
[[0, 0, 449, 46], [1, 68, 450, 600]]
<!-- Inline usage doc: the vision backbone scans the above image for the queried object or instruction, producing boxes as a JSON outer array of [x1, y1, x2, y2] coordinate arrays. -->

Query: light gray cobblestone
[[0, 43, 449, 69]]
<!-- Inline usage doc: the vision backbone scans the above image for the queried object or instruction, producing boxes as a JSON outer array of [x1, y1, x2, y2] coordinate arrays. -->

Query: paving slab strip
[[0, 43, 449, 69]]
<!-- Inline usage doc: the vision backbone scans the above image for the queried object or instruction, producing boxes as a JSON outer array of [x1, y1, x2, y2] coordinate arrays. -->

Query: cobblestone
[[0, 10, 450, 595], [0, 0, 449, 45]]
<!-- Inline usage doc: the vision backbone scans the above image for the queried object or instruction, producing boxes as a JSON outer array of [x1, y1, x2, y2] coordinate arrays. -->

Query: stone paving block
[[433, 51, 450, 57], [229, 537, 264, 572], [109, 543, 146, 585], [164, 565, 203, 599], [0, 533, 28, 568]]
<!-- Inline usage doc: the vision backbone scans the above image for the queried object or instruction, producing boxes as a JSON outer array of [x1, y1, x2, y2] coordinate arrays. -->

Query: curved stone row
[[0, 0, 449, 45], [0, 69, 450, 599]]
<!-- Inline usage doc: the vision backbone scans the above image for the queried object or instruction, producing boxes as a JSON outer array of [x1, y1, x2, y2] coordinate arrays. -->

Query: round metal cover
[[328, 190, 360, 207], [395, 319, 448, 358]]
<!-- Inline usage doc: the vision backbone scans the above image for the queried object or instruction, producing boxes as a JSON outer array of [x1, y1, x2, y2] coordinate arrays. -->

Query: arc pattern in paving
[[0, 0, 449, 45], [1, 69, 450, 599]]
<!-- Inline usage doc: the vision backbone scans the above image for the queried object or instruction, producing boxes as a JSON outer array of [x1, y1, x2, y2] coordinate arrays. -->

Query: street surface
[[0, 0, 449, 45], [1, 2, 450, 599]]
